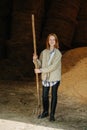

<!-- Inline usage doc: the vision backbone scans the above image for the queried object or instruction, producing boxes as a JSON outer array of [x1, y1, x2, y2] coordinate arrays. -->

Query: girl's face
[[49, 35, 56, 48]]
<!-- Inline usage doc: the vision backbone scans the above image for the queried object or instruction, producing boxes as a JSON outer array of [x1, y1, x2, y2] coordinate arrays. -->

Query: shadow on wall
[[0, 39, 8, 59]]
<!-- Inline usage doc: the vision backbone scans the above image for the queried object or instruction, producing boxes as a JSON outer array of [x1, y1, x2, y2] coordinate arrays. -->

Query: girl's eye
[[49, 39, 55, 41]]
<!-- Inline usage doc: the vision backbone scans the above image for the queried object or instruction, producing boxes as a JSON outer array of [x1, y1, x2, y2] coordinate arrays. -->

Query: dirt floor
[[0, 47, 87, 130]]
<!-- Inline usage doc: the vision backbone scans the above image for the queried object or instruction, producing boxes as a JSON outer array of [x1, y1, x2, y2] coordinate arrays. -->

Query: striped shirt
[[42, 80, 58, 87]]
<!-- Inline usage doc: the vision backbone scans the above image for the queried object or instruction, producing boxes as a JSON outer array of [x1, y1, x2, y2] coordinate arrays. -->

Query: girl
[[33, 33, 62, 121]]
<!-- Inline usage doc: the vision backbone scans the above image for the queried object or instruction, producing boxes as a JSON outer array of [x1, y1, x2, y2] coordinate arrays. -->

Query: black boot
[[49, 95, 57, 121], [49, 82, 59, 121], [38, 111, 48, 119], [49, 114, 55, 121], [38, 97, 49, 119], [38, 92, 49, 119], [38, 86, 50, 119]]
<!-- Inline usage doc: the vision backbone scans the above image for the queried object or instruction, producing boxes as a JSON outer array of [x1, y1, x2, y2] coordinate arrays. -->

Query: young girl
[[33, 33, 62, 121]]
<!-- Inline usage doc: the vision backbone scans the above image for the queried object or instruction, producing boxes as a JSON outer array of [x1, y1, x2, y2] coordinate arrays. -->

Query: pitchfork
[[31, 14, 41, 115]]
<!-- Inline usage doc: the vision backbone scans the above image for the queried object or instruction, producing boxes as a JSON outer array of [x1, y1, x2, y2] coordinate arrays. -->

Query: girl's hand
[[34, 69, 41, 73], [33, 53, 38, 61]]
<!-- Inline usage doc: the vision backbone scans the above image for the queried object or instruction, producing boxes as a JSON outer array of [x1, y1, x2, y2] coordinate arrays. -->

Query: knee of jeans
[[42, 95, 49, 100], [52, 95, 57, 100]]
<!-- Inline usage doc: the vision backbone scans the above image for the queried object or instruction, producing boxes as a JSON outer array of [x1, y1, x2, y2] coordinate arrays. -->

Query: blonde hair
[[46, 33, 59, 49]]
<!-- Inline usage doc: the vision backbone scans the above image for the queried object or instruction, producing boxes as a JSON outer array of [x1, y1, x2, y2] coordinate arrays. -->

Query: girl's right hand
[[33, 53, 38, 61]]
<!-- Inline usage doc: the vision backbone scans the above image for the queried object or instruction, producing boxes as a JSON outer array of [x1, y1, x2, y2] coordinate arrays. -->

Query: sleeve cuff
[[39, 68, 43, 72]]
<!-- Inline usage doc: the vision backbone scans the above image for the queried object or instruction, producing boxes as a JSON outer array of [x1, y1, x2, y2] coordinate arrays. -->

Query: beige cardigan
[[36, 48, 62, 82]]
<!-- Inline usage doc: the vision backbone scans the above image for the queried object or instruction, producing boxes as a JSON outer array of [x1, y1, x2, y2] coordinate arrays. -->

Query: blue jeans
[[42, 81, 60, 116]]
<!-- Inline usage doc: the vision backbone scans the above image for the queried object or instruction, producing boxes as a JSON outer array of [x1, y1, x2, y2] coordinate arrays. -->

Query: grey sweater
[[37, 48, 62, 82]]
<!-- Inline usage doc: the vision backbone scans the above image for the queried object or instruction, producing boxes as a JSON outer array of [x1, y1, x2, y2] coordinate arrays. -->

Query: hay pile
[[59, 47, 87, 104]]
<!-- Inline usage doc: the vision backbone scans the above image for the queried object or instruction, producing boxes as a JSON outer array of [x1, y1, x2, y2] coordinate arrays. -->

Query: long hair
[[46, 33, 59, 49]]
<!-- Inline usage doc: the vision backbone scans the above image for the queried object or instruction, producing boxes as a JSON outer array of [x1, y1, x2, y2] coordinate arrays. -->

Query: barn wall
[[0, 0, 87, 80]]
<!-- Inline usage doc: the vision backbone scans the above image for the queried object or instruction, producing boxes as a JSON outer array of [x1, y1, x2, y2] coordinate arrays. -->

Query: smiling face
[[49, 35, 56, 48], [46, 33, 59, 49]]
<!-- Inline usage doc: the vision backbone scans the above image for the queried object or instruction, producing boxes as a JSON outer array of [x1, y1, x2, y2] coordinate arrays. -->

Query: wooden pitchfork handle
[[32, 14, 40, 108]]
